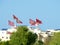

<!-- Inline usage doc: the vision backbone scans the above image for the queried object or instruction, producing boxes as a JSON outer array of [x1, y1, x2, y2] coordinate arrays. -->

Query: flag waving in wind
[[13, 15, 18, 20], [8, 20, 15, 26], [29, 19, 36, 25], [13, 15, 23, 24], [16, 19, 22, 24], [36, 18, 42, 25]]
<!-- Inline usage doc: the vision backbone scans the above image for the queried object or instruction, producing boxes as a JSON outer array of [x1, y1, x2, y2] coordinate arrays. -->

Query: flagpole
[[14, 19, 18, 27], [35, 24, 39, 29]]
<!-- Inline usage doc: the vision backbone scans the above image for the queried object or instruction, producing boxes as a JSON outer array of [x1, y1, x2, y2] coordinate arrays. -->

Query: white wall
[[0, 28, 17, 41]]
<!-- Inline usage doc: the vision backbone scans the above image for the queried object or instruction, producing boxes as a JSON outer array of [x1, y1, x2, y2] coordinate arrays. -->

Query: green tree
[[49, 32, 60, 45], [10, 26, 37, 45], [0, 41, 9, 45], [26, 32, 37, 45]]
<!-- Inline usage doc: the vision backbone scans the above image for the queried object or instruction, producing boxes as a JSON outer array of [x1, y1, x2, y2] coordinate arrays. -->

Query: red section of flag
[[13, 15, 18, 20], [36, 18, 42, 25], [29, 19, 36, 25], [16, 19, 22, 24], [8, 20, 15, 26]]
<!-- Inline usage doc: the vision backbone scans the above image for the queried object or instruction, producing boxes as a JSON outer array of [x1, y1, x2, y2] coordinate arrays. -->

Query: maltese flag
[[13, 14, 22, 24], [16, 19, 23, 24], [8, 20, 15, 26], [29, 19, 36, 25], [36, 18, 42, 25], [13, 15, 18, 20]]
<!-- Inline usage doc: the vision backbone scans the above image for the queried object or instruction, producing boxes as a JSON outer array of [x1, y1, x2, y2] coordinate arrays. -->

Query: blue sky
[[0, 0, 60, 31]]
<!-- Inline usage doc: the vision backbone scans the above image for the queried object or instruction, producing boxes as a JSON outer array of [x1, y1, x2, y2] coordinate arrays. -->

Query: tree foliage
[[9, 26, 37, 45], [49, 32, 60, 45], [0, 41, 9, 45]]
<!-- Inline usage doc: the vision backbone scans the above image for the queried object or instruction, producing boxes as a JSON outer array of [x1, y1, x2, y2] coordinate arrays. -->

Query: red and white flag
[[29, 19, 36, 25], [16, 19, 22, 24], [13, 15, 18, 20], [13, 15, 22, 24], [36, 18, 42, 25], [8, 20, 15, 26]]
